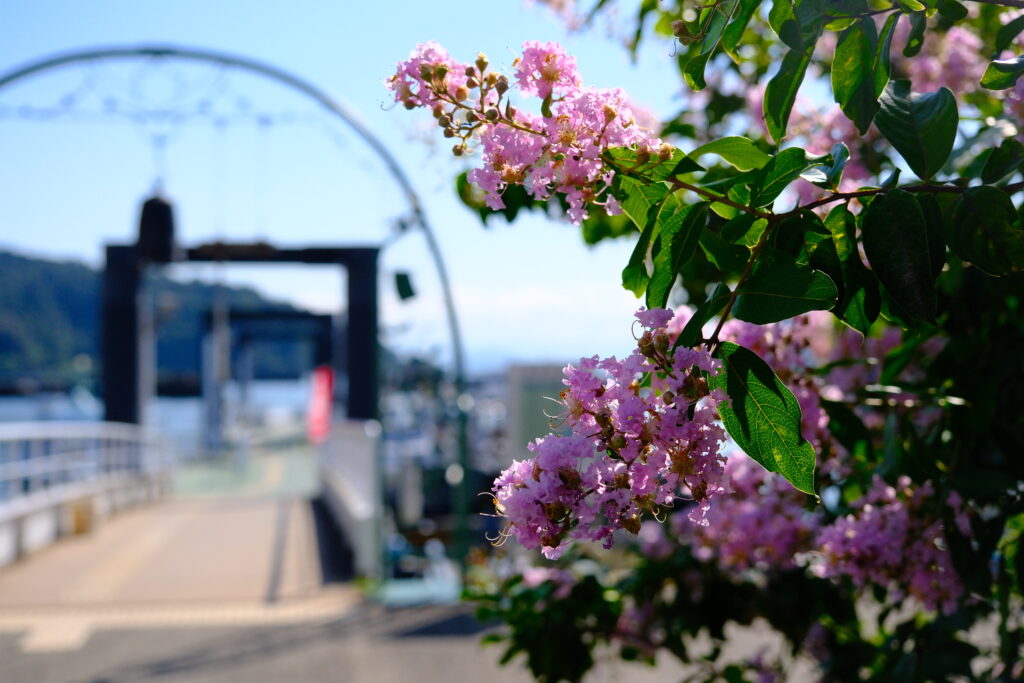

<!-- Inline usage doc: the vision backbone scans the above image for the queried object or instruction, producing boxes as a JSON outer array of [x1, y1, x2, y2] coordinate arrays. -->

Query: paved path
[[0, 444, 700, 682]]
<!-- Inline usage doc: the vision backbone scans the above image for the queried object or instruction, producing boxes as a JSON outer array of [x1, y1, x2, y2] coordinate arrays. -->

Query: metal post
[[344, 249, 379, 421], [101, 245, 142, 424]]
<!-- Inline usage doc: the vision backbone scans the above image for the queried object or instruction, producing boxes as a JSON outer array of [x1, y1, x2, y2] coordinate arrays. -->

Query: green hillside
[[0, 249, 313, 388]]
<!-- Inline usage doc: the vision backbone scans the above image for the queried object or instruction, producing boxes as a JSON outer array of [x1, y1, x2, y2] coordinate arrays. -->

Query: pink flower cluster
[[491, 308, 728, 558], [388, 41, 660, 223], [815, 476, 967, 614], [893, 24, 985, 96], [690, 453, 820, 572]]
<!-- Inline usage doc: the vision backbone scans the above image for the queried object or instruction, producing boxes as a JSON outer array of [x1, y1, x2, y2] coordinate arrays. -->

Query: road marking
[[0, 587, 362, 653]]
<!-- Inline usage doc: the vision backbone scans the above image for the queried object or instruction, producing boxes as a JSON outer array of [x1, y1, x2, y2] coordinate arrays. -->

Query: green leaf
[[936, 0, 968, 21], [903, 12, 926, 57], [750, 147, 827, 207], [604, 146, 704, 182], [825, 205, 879, 335], [675, 282, 731, 348], [860, 189, 936, 321], [721, 0, 760, 59], [733, 259, 838, 324], [764, 47, 815, 143], [769, 0, 824, 51], [874, 80, 958, 180], [996, 14, 1024, 54], [646, 200, 708, 308], [622, 219, 656, 296], [614, 175, 670, 231], [722, 214, 768, 247], [700, 227, 750, 272], [950, 186, 1024, 276], [873, 13, 899, 96], [981, 55, 1024, 91], [801, 143, 850, 190], [832, 18, 881, 133], [709, 342, 816, 494], [981, 138, 1024, 184], [683, 51, 713, 91], [690, 136, 771, 171]]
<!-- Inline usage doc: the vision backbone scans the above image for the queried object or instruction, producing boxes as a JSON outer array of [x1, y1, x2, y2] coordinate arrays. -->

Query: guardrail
[[0, 421, 172, 567]]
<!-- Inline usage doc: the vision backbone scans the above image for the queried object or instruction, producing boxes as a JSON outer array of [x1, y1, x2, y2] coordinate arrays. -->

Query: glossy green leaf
[[860, 189, 936, 322], [936, 0, 968, 20], [675, 282, 731, 348], [981, 138, 1024, 184], [951, 186, 1024, 276], [614, 175, 670, 232], [824, 205, 879, 335], [802, 143, 850, 189], [683, 51, 713, 91], [700, 227, 750, 272], [721, 0, 760, 58], [604, 146, 704, 183], [750, 147, 828, 207], [622, 218, 656, 296], [764, 47, 815, 143], [733, 260, 838, 324], [873, 13, 899, 96], [874, 80, 958, 180], [903, 11, 926, 57], [646, 200, 708, 308], [721, 214, 768, 247], [996, 14, 1024, 54], [690, 136, 771, 171], [832, 18, 880, 133], [981, 55, 1024, 91], [709, 342, 816, 494]]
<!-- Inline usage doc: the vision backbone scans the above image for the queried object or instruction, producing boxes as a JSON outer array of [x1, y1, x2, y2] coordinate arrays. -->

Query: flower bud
[[485, 72, 499, 87], [622, 515, 642, 535], [464, 65, 477, 78], [437, 114, 451, 127], [496, 75, 509, 95], [609, 434, 627, 451], [443, 128, 455, 138], [602, 105, 617, 124], [403, 100, 416, 110], [431, 106, 444, 119], [466, 77, 479, 88], [454, 85, 470, 102], [662, 390, 676, 405], [658, 143, 674, 161], [638, 331, 656, 357], [452, 144, 465, 157], [475, 53, 489, 73], [465, 111, 479, 123], [418, 63, 434, 81], [484, 108, 500, 122], [654, 331, 670, 354]]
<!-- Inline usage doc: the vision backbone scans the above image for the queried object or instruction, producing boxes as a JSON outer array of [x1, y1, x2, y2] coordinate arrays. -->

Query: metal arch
[[0, 43, 468, 396]]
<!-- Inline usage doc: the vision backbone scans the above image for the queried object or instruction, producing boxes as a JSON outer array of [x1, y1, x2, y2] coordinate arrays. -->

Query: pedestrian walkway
[[0, 443, 361, 655]]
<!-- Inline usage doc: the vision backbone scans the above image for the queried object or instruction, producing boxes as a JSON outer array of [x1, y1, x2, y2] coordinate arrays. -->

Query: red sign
[[307, 365, 334, 444]]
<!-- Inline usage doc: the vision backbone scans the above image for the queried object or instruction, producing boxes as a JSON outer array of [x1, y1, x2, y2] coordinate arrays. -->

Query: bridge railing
[[0, 421, 172, 567]]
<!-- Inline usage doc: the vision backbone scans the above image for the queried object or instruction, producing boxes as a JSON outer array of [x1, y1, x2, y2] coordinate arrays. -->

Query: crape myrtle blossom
[[491, 308, 728, 559], [815, 476, 967, 614], [388, 40, 661, 224]]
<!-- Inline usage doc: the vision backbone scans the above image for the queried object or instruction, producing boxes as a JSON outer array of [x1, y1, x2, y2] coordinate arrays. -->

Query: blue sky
[[0, 1, 688, 373]]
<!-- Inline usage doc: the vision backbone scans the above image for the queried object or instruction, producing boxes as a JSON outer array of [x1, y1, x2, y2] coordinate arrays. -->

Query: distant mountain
[[0, 249, 317, 392]]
